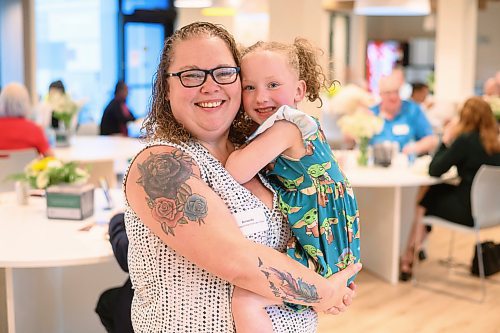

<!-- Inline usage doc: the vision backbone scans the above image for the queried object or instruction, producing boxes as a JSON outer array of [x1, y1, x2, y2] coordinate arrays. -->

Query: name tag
[[233, 207, 269, 236], [392, 124, 410, 136]]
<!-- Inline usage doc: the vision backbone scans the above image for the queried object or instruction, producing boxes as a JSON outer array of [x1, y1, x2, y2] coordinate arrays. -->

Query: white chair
[[0, 149, 38, 192], [413, 165, 500, 302]]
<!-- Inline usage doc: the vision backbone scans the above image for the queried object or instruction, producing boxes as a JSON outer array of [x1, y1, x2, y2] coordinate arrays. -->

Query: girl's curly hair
[[142, 22, 252, 145], [241, 38, 331, 107]]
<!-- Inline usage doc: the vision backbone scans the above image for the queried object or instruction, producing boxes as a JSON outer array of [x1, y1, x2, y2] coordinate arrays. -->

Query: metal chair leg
[[475, 232, 486, 302], [413, 228, 486, 303]]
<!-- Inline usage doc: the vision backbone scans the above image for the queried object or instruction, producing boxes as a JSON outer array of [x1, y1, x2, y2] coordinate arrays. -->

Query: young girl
[[226, 38, 361, 332]]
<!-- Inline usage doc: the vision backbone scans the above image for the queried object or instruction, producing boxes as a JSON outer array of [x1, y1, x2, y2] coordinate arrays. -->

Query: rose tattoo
[[137, 150, 207, 236]]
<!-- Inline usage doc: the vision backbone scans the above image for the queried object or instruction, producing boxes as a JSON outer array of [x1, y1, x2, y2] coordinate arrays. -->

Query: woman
[[124, 22, 360, 332], [0, 82, 53, 156], [400, 96, 500, 280]]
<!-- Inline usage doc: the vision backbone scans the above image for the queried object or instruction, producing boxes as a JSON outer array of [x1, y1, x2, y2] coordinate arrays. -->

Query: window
[[35, 0, 118, 124]]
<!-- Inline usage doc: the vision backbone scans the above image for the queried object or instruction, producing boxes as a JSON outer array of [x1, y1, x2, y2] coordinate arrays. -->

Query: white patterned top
[[124, 140, 318, 332]]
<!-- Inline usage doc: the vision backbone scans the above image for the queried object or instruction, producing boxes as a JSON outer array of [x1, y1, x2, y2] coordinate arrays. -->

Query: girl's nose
[[255, 89, 269, 104]]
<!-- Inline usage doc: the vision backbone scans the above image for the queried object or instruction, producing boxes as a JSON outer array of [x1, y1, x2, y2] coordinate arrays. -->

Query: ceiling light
[[201, 7, 236, 16], [354, 0, 431, 16], [174, 0, 213, 8]]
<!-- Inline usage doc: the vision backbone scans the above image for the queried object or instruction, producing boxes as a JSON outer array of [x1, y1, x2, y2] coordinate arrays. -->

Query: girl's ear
[[294, 80, 306, 104]]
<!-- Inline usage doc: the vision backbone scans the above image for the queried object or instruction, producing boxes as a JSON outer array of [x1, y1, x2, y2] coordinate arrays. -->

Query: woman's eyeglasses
[[166, 66, 240, 88]]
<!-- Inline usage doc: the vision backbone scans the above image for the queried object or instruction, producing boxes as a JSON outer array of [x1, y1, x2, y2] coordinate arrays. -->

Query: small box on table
[[46, 183, 95, 220]]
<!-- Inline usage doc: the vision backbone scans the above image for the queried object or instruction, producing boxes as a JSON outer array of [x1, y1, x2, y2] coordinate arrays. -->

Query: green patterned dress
[[249, 106, 361, 308]]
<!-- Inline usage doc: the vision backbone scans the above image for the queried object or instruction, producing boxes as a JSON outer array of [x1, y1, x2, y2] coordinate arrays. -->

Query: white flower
[[36, 170, 49, 189], [47, 159, 64, 169], [337, 107, 384, 139], [75, 167, 90, 180], [325, 84, 376, 116]]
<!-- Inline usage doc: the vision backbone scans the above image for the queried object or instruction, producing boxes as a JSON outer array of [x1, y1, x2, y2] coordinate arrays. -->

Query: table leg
[[0, 267, 15, 333], [354, 186, 402, 284]]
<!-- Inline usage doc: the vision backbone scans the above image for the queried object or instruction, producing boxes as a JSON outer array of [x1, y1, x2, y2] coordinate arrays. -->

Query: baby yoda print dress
[[249, 105, 361, 308]]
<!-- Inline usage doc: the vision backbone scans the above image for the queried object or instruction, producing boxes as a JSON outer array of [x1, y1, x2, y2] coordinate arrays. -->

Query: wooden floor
[[318, 224, 500, 333]]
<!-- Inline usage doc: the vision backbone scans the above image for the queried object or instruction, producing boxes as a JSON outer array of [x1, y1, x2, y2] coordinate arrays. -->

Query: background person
[[100, 80, 135, 136], [482, 77, 499, 97], [399, 96, 500, 281], [370, 75, 438, 157], [95, 213, 133, 333], [410, 82, 430, 107], [0, 82, 53, 156], [48, 80, 66, 129], [124, 22, 360, 333], [225, 38, 360, 333]]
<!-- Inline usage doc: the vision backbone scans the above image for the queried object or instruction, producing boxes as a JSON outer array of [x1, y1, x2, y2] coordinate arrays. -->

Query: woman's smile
[[195, 99, 224, 109]]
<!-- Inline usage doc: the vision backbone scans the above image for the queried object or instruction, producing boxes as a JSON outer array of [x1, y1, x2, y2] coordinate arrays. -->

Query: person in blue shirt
[[370, 75, 438, 156]]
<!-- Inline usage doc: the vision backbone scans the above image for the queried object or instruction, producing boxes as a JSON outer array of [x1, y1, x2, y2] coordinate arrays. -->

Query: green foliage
[[9, 157, 89, 189]]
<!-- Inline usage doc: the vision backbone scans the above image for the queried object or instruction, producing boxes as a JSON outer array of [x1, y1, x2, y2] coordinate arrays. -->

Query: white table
[[54, 136, 145, 188], [0, 189, 128, 333], [340, 154, 455, 284]]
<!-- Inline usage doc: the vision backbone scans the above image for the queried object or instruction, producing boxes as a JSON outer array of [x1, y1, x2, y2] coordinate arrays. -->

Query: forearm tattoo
[[136, 150, 207, 236], [258, 257, 321, 304]]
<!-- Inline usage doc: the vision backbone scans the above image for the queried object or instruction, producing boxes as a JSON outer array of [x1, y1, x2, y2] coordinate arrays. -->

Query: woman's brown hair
[[142, 22, 251, 144], [458, 96, 500, 154]]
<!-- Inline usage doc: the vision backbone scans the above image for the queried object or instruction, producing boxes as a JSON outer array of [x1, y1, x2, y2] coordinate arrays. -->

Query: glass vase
[[55, 122, 71, 147], [357, 136, 370, 167]]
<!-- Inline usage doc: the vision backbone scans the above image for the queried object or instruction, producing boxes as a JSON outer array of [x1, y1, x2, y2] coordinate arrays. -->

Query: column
[[434, 0, 477, 104]]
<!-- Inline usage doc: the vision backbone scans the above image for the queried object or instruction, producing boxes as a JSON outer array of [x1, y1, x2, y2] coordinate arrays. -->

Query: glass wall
[[35, 0, 118, 124]]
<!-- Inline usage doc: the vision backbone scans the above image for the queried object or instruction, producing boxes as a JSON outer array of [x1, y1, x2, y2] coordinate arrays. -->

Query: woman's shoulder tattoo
[[136, 149, 207, 236]]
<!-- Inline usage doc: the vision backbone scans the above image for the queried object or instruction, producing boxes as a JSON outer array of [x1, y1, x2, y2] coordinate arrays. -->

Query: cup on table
[[373, 141, 396, 167]]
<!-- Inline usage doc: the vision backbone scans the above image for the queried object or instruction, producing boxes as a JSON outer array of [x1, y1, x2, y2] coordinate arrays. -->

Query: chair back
[[0, 149, 38, 192], [471, 165, 500, 229], [76, 122, 99, 136]]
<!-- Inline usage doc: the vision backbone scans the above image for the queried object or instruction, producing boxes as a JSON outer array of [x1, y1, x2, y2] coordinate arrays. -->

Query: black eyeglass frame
[[166, 66, 241, 88]]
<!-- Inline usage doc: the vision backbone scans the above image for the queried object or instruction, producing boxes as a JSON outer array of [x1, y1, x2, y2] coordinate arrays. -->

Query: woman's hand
[[441, 117, 460, 147]]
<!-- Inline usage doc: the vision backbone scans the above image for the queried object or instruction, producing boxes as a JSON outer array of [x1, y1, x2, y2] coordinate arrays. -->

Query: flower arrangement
[[337, 107, 384, 139], [337, 107, 384, 166], [12, 157, 89, 189], [324, 84, 376, 116], [48, 91, 79, 129]]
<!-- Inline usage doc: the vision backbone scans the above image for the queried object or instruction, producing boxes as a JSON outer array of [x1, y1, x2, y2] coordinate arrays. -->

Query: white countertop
[[0, 189, 124, 268], [336, 151, 457, 188], [54, 136, 145, 163]]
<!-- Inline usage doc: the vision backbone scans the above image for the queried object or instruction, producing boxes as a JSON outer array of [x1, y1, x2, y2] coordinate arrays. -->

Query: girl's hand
[[322, 281, 357, 315], [313, 263, 362, 313]]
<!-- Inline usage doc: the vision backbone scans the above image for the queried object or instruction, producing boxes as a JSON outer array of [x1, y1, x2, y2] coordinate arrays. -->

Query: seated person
[[410, 82, 431, 108], [95, 213, 133, 333], [370, 75, 438, 156], [399, 96, 500, 281], [0, 82, 53, 156], [482, 77, 499, 97], [48, 80, 66, 129], [100, 81, 135, 136]]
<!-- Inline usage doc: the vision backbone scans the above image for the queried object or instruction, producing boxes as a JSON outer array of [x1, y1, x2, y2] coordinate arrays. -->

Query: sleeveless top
[[249, 106, 361, 290], [124, 139, 318, 333]]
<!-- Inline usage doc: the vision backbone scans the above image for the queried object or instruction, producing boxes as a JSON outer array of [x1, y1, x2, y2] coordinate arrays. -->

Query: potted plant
[[11, 157, 93, 219]]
